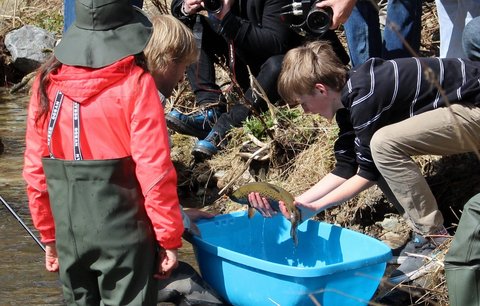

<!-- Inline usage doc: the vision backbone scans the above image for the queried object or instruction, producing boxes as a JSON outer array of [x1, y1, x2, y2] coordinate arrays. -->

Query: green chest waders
[[445, 193, 480, 306], [42, 91, 157, 306]]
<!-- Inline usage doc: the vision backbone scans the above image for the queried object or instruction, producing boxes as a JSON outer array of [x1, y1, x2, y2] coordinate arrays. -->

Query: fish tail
[[290, 225, 298, 246]]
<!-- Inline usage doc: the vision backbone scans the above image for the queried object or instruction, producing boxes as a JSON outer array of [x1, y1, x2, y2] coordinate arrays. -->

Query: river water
[[0, 88, 197, 305]]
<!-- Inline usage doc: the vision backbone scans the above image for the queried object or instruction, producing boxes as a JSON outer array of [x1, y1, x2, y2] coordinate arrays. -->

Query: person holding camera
[[168, 0, 349, 161]]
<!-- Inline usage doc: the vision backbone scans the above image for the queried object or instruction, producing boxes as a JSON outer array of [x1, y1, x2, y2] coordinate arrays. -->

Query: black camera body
[[203, 0, 223, 13], [281, 0, 332, 36]]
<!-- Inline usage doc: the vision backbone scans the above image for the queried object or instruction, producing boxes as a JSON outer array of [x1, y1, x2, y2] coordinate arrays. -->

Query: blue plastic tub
[[191, 211, 392, 306]]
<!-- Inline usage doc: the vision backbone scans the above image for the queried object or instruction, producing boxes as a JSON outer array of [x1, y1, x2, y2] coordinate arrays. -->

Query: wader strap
[[47, 91, 64, 158], [72, 102, 83, 160], [47, 91, 83, 160]]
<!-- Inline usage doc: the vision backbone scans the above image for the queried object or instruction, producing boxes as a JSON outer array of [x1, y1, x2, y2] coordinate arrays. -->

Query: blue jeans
[[343, 0, 421, 67], [435, 0, 480, 58], [463, 16, 480, 61], [63, 0, 144, 32]]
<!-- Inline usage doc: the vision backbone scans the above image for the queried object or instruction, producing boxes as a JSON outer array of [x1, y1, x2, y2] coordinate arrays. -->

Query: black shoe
[[166, 108, 219, 139], [389, 227, 448, 284]]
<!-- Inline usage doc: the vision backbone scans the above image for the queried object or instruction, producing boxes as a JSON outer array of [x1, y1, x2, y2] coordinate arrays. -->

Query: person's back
[[23, 1, 184, 304]]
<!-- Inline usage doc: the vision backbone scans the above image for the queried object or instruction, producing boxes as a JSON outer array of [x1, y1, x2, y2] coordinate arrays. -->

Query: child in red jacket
[[23, 1, 184, 304]]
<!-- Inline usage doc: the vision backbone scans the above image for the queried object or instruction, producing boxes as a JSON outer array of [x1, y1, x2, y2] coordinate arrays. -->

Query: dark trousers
[[187, 16, 350, 137], [187, 16, 285, 135]]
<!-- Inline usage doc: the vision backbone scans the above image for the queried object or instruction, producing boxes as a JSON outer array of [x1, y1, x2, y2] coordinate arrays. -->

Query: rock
[[4, 25, 55, 73], [376, 214, 407, 232]]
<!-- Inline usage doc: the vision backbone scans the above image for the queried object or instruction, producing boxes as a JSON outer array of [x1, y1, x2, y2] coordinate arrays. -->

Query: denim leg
[[63, 0, 144, 33], [343, 0, 382, 67], [463, 16, 480, 60], [383, 0, 422, 59], [63, 0, 75, 32], [436, 0, 480, 58]]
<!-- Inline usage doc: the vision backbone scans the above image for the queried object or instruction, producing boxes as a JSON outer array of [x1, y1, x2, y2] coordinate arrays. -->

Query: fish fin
[[248, 207, 256, 218]]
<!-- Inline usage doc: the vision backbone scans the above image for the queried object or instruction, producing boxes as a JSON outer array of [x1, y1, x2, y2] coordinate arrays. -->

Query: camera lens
[[306, 7, 332, 35], [203, 0, 222, 13]]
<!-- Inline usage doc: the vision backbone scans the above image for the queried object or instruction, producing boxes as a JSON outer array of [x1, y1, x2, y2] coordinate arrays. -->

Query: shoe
[[389, 245, 440, 284], [389, 227, 449, 284], [390, 233, 429, 264], [391, 226, 448, 264], [166, 108, 219, 139], [192, 130, 222, 161]]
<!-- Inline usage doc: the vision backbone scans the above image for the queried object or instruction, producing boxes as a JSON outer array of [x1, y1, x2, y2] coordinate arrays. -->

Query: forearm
[[145, 173, 184, 250], [26, 186, 56, 243], [296, 173, 347, 204], [299, 174, 374, 220]]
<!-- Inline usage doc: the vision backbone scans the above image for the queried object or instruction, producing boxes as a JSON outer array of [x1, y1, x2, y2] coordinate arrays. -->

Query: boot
[[166, 108, 220, 139], [192, 130, 223, 161]]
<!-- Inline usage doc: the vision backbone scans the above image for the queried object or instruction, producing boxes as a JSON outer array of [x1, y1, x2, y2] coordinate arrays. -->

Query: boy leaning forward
[[249, 40, 480, 284]]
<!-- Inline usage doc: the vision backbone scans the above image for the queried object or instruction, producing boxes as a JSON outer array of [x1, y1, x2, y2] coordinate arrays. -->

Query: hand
[[45, 242, 59, 272], [184, 208, 215, 236], [184, 208, 216, 222], [182, 0, 203, 15], [315, 0, 356, 29], [247, 192, 277, 217], [154, 248, 178, 279]]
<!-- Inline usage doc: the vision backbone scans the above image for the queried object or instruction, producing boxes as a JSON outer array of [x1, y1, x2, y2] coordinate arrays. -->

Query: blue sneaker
[[192, 131, 222, 161], [166, 108, 219, 139]]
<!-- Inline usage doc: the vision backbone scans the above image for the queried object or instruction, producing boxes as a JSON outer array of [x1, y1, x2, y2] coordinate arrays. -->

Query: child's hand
[[45, 242, 59, 272], [184, 208, 215, 236], [248, 192, 277, 217], [154, 248, 178, 279]]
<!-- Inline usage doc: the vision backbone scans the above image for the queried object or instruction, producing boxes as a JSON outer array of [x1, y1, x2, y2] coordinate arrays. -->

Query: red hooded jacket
[[23, 56, 183, 250]]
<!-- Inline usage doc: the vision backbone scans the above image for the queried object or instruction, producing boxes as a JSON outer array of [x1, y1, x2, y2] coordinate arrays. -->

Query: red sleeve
[[22, 78, 56, 243], [130, 73, 184, 249]]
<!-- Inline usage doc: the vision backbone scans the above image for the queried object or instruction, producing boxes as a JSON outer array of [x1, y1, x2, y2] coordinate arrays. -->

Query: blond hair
[[278, 40, 348, 105], [144, 14, 198, 73]]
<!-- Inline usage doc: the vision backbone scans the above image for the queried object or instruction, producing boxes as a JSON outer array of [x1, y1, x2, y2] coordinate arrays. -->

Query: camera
[[280, 0, 333, 36], [203, 0, 223, 13]]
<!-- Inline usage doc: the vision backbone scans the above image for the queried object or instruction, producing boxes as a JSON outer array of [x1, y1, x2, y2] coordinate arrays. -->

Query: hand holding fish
[[247, 192, 278, 217], [229, 182, 302, 245], [249, 192, 312, 221]]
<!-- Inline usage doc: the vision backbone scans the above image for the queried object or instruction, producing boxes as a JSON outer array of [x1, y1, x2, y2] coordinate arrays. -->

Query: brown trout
[[228, 182, 302, 245]]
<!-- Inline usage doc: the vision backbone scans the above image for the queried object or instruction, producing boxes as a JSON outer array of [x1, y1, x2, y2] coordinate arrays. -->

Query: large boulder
[[4, 25, 55, 73]]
